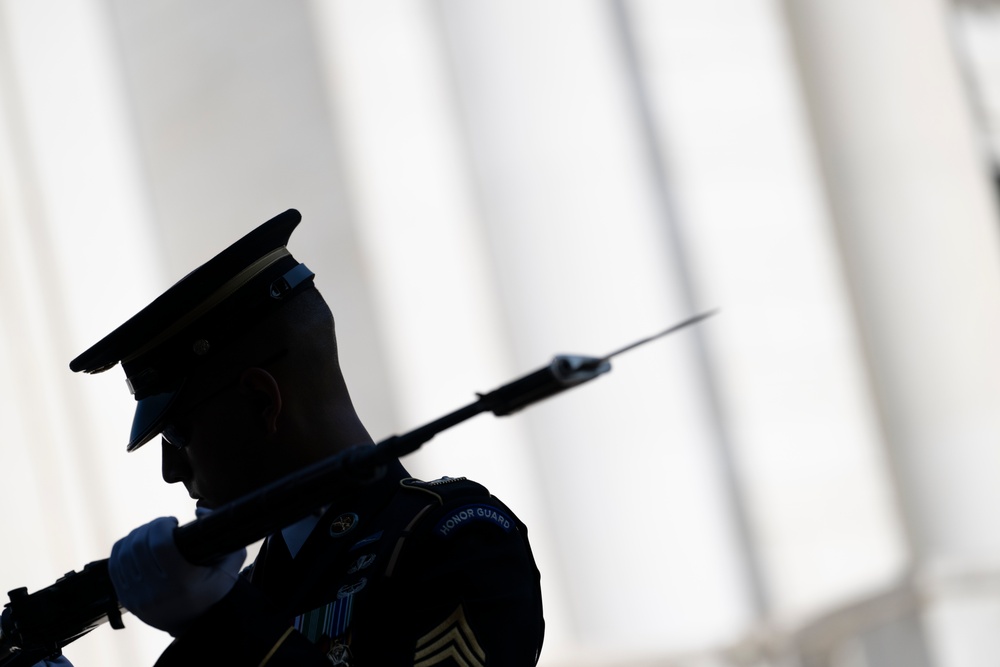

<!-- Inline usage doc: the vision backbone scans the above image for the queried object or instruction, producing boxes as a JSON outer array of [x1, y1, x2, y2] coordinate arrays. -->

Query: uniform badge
[[327, 641, 353, 666], [414, 605, 485, 667], [329, 512, 359, 537], [338, 578, 367, 598], [433, 504, 514, 538], [347, 554, 376, 574], [295, 578, 369, 645]]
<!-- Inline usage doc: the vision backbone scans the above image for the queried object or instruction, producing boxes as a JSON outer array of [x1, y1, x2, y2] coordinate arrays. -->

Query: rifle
[[0, 313, 713, 665]]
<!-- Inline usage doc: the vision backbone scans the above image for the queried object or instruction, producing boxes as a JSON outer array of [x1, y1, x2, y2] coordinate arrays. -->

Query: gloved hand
[[109, 516, 246, 637]]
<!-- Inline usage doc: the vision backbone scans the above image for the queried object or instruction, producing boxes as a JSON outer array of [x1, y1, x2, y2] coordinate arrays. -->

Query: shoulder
[[375, 476, 544, 665], [383, 475, 537, 589]]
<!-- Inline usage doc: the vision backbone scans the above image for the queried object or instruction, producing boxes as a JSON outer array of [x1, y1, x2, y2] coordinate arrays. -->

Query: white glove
[[109, 516, 246, 636]]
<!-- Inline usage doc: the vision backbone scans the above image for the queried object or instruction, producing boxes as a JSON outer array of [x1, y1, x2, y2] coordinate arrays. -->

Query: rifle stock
[[0, 559, 122, 667]]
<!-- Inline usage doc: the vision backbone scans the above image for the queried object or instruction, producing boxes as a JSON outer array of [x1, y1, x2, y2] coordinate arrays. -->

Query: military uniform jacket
[[154, 460, 544, 666]]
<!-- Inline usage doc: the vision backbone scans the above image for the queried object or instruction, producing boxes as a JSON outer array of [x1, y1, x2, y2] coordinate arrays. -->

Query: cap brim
[[128, 389, 181, 452]]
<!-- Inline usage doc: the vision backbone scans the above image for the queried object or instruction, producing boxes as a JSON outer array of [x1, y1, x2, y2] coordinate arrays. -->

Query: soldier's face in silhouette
[[159, 371, 279, 509]]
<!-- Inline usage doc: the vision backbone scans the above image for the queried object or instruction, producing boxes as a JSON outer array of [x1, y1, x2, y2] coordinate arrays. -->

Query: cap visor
[[128, 390, 179, 452]]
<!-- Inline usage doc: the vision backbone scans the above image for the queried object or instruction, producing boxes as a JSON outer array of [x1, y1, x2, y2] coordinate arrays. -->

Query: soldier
[[66, 210, 544, 665]]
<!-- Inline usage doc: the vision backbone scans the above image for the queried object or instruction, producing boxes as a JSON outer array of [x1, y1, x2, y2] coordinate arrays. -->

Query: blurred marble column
[[784, 0, 1000, 664], [435, 0, 753, 657], [101, 0, 396, 437]]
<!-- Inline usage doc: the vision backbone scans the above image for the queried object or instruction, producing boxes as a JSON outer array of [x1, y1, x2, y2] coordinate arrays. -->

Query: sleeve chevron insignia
[[413, 604, 487, 667]]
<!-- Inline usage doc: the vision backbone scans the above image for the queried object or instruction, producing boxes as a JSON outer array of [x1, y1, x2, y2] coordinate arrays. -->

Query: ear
[[238, 367, 283, 435]]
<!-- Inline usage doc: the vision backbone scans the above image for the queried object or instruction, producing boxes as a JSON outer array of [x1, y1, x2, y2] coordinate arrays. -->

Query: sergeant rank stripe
[[413, 605, 486, 667]]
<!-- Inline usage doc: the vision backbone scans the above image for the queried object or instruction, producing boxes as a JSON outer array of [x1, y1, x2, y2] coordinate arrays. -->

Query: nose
[[161, 438, 192, 484]]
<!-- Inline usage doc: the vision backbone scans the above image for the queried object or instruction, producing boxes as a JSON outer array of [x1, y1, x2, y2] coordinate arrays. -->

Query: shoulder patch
[[434, 503, 515, 538]]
